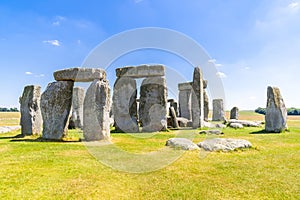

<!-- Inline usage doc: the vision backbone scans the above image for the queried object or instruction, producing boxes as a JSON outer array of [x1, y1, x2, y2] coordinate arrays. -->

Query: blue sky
[[0, 0, 299, 110]]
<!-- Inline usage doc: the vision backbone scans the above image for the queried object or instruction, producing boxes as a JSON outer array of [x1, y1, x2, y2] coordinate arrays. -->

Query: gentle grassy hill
[[0, 112, 20, 126], [0, 111, 299, 199]]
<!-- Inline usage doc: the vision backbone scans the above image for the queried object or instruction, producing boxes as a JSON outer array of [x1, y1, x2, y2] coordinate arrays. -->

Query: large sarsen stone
[[54, 67, 106, 82], [83, 79, 111, 141], [19, 85, 42, 135], [41, 81, 74, 140]]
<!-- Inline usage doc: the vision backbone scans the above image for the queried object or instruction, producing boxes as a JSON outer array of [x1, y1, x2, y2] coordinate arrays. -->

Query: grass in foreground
[[0, 112, 299, 199]]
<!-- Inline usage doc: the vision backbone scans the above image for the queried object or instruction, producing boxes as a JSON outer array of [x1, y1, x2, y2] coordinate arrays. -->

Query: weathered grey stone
[[212, 99, 225, 121], [230, 107, 239, 120], [216, 123, 226, 128], [203, 90, 209, 122], [166, 138, 200, 150], [229, 123, 244, 129], [69, 87, 85, 129], [197, 138, 252, 152], [19, 85, 42, 135], [41, 81, 74, 140], [199, 129, 224, 135], [139, 77, 167, 132], [54, 68, 106, 82], [83, 79, 111, 141], [178, 84, 192, 120], [178, 82, 192, 90], [177, 117, 191, 127], [113, 77, 139, 133], [228, 119, 260, 127], [169, 106, 179, 128], [170, 101, 178, 117], [265, 86, 287, 133], [116, 65, 165, 78], [203, 80, 208, 89], [203, 121, 217, 128], [191, 67, 204, 128]]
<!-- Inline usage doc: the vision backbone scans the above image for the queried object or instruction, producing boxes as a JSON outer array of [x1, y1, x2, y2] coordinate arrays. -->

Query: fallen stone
[[229, 123, 244, 129], [177, 117, 191, 127], [199, 129, 224, 135], [166, 138, 200, 150], [265, 86, 287, 133], [228, 119, 260, 127], [41, 81, 74, 140], [19, 85, 42, 135], [116, 65, 165, 78], [197, 138, 252, 152], [54, 67, 106, 82], [216, 124, 226, 128]]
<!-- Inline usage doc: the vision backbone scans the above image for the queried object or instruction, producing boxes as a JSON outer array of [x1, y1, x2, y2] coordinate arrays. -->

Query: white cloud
[[25, 71, 33, 75], [216, 72, 227, 78], [288, 2, 299, 10], [43, 40, 61, 46], [215, 63, 223, 67], [52, 21, 60, 26], [208, 59, 216, 64], [52, 16, 66, 26]]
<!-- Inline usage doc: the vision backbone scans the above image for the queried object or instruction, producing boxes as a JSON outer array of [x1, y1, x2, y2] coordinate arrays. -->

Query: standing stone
[[83, 79, 111, 141], [170, 101, 178, 117], [203, 90, 209, 122], [19, 85, 42, 135], [139, 77, 167, 132], [192, 67, 204, 128], [265, 86, 287, 133], [69, 87, 85, 129], [113, 77, 139, 133], [178, 83, 192, 120], [203, 80, 209, 122], [230, 107, 239, 120], [212, 99, 225, 121], [169, 106, 179, 128], [41, 81, 74, 140]]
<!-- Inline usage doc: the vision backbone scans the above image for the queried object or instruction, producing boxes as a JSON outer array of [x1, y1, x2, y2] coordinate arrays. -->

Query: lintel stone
[[116, 65, 165, 78], [54, 67, 106, 82]]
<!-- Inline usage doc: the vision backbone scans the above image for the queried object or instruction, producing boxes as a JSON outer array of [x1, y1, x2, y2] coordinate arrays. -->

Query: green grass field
[[0, 111, 299, 199]]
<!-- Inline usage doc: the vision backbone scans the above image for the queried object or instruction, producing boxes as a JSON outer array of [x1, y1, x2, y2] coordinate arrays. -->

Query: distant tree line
[[255, 107, 300, 115], [0, 107, 19, 112]]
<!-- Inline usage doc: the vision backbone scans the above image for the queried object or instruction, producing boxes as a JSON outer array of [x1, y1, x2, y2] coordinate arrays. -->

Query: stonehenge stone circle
[[139, 76, 167, 132], [191, 67, 204, 128], [69, 87, 85, 129], [230, 107, 239, 120], [265, 86, 287, 133], [212, 99, 225, 121], [83, 79, 111, 141], [41, 81, 74, 140], [54, 67, 106, 82], [19, 85, 42, 135], [203, 90, 209, 121], [113, 77, 139, 133]]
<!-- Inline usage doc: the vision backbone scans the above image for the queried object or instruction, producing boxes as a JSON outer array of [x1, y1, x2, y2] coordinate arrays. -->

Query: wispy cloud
[[25, 72, 45, 78], [215, 63, 223, 67], [34, 74, 45, 77], [52, 16, 66, 26], [43, 40, 61, 46], [25, 71, 33, 75], [288, 2, 299, 10], [208, 59, 216, 64], [216, 72, 226, 78]]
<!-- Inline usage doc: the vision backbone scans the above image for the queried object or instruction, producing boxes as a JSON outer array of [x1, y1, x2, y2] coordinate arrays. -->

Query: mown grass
[[0, 111, 299, 199]]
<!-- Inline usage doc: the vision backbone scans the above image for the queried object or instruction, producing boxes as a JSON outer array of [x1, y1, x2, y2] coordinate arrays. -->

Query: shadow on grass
[[0, 133, 82, 143], [0, 133, 24, 140], [250, 129, 281, 134]]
